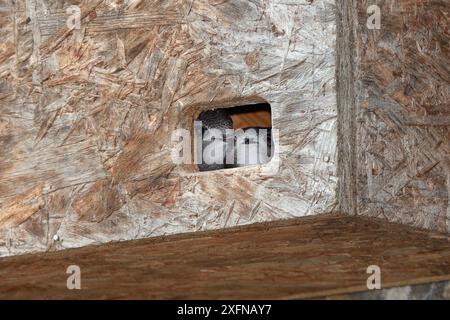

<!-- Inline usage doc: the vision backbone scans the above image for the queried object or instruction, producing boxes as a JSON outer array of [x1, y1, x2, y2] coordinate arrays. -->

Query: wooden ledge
[[0, 214, 449, 299]]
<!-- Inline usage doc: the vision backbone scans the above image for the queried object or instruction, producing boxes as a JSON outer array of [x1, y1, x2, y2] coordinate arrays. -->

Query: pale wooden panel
[[0, 0, 337, 256], [337, 0, 450, 232]]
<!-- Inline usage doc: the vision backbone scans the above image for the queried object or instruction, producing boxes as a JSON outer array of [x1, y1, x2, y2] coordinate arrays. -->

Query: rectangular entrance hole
[[195, 103, 273, 172]]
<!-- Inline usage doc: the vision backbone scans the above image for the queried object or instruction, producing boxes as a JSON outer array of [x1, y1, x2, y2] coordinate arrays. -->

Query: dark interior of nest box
[[195, 103, 273, 171]]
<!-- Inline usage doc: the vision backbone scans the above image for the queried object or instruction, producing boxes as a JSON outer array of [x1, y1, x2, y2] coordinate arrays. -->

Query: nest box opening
[[195, 103, 273, 171]]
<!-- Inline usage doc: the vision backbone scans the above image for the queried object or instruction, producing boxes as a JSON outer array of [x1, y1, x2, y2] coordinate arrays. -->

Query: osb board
[[0, 0, 337, 256], [0, 214, 449, 299], [322, 280, 450, 300], [337, 0, 450, 232]]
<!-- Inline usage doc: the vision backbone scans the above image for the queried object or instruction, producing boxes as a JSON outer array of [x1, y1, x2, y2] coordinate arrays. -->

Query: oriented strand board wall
[[0, 0, 337, 256], [338, 0, 450, 232]]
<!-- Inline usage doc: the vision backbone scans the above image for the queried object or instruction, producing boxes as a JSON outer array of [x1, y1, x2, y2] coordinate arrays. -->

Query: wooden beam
[[0, 214, 449, 299]]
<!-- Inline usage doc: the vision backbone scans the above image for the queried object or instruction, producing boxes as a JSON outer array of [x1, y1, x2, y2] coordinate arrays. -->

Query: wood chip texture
[[337, 0, 450, 232], [0, 0, 337, 256]]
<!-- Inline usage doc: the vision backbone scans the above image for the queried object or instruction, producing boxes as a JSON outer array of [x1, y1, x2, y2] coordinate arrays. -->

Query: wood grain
[[0, 214, 449, 299], [0, 0, 337, 256], [337, 0, 450, 231]]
